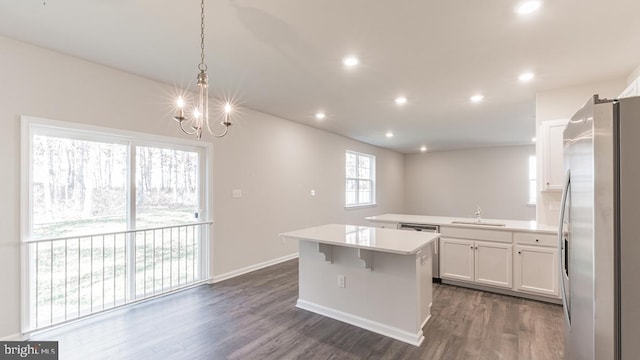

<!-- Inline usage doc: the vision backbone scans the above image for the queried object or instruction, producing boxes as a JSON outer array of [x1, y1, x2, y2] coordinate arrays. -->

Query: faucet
[[475, 205, 482, 223]]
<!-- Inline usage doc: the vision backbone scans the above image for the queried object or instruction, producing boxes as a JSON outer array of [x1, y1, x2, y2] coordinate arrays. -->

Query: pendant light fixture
[[173, 0, 233, 139]]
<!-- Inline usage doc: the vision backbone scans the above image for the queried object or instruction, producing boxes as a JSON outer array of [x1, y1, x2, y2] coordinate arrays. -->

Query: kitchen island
[[280, 224, 439, 346]]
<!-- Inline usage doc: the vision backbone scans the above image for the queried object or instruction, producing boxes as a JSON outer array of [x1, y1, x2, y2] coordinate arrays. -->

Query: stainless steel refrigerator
[[560, 94, 640, 360]]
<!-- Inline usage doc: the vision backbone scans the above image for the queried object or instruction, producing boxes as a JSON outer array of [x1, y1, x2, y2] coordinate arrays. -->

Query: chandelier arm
[[211, 127, 229, 138], [179, 120, 198, 136], [204, 118, 229, 138]]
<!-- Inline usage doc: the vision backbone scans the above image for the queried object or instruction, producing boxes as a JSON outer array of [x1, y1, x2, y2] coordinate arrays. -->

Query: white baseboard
[[211, 253, 298, 283], [420, 314, 431, 330], [0, 333, 24, 341], [296, 299, 424, 347]]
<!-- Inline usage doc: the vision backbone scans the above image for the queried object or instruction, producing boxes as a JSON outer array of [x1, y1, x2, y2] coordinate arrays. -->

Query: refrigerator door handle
[[559, 169, 571, 326]]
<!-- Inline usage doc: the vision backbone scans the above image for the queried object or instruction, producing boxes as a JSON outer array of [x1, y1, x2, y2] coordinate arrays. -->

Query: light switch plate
[[232, 189, 242, 199]]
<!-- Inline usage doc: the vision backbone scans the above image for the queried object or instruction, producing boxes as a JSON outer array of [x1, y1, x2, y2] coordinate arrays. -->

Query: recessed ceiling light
[[315, 112, 326, 120], [420, 145, 427, 152], [385, 131, 394, 138], [470, 94, 484, 103], [395, 96, 407, 105], [343, 56, 359, 67], [519, 72, 535, 82], [516, 1, 542, 15], [531, 137, 537, 142]]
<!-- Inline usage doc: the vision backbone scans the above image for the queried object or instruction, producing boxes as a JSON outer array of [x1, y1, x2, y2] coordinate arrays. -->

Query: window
[[22, 117, 211, 332], [528, 155, 537, 204], [345, 151, 375, 207]]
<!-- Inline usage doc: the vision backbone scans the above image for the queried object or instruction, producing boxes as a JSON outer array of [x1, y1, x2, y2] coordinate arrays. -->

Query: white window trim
[[20, 115, 214, 333], [345, 150, 376, 208]]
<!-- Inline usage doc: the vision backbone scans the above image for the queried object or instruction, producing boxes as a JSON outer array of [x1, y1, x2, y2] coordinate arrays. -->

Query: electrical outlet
[[337, 275, 346, 288]]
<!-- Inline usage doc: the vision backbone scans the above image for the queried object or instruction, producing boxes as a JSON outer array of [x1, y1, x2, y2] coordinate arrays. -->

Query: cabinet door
[[514, 245, 559, 297], [439, 237, 474, 282], [541, 119, 569, 191], [474, 241, 513, 289]]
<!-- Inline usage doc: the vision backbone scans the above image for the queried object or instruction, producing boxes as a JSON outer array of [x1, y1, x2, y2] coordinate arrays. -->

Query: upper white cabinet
[[540, 119, 569, 191]]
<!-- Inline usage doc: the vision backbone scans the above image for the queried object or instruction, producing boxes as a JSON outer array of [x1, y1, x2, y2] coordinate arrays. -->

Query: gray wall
[[0, 35, 405, 338], [404, 145, 536, 220]]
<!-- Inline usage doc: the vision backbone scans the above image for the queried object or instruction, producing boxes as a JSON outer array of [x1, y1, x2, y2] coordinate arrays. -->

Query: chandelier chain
[[198, 0, 207, 71]]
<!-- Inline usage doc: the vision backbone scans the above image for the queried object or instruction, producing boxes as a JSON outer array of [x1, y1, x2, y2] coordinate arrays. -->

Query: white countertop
[[280, 224, 438, 255], [365, 214, 557, 234]]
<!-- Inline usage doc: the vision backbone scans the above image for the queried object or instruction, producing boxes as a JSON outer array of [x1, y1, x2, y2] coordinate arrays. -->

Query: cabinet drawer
[[440, 227, 512, 243], [513, 232, 557, 247], [373, 222, 398, 229]]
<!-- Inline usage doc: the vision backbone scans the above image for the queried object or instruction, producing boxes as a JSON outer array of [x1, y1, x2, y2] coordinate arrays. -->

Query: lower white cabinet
[[514, 245, 559, 297], [475, 241, 513, 289], [374, 223, 397, 229], [440, 237, 513, 289], [440, 238, 474, 282]]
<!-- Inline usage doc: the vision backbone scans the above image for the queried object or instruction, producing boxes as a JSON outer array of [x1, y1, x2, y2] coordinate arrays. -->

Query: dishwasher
[[398, 223, 440, 281]]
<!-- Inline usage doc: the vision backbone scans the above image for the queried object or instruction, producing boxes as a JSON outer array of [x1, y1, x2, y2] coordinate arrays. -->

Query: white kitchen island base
[[282, 224, 437, 346]]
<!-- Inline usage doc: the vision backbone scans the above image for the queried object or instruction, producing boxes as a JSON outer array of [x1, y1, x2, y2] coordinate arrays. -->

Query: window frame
[[345, 150, 376, 208], [20, 115, 213, 332]]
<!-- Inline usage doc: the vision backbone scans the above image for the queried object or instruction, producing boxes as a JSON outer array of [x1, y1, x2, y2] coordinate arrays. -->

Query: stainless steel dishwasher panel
[[398, 223, 440, 280]]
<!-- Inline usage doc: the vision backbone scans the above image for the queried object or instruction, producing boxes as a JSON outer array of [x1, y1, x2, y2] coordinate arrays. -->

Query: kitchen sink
[[450, 221, 506, 227]]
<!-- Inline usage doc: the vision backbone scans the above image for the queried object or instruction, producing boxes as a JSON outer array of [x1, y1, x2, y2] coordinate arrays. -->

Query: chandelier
[[173, 0, 232, 139]]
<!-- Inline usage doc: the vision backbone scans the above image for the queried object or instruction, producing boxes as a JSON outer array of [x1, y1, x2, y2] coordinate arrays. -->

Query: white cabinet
[[475, 241, 513, 288], [540, 119, 569, 191], [513, 232, 559, 297], [440, 237, 512, 289], [440, 238, 474, 281]]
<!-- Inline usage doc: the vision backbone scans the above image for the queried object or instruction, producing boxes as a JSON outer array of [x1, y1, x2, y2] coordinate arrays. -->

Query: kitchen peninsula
[[280, 224, 438, 346], [366, 214, 560, 303]]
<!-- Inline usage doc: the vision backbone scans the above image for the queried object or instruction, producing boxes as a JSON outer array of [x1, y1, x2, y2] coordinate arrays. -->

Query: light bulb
[[224, 103, 232, 113], [516, 1, 542, 15], [519, 72, 535, 82], [395, 96, 407, 105], [470, 94, 484, 103], [343, 56, 359, 67]]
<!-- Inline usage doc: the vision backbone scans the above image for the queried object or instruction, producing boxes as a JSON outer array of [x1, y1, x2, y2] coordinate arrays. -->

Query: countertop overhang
[[280, 224, 438, 255]]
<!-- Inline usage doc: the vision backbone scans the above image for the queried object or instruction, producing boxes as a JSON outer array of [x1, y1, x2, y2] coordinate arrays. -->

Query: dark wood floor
[[33, 259, 564, 359]]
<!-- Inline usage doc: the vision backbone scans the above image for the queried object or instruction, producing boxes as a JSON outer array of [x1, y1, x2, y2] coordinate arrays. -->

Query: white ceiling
[[1, 0, 639, 153]]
